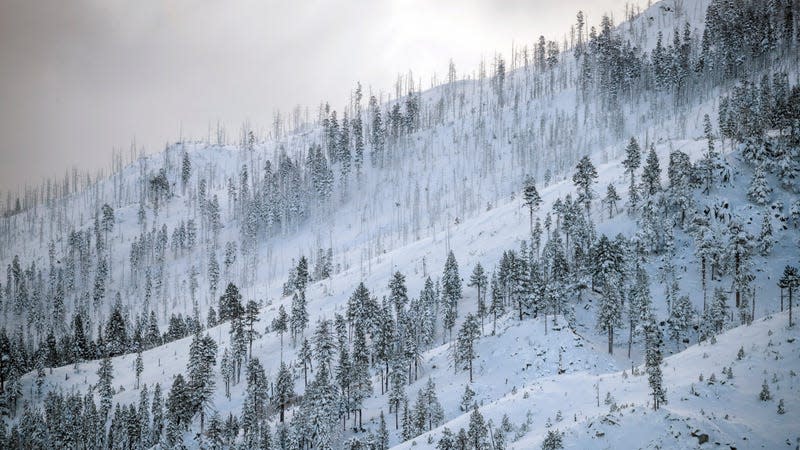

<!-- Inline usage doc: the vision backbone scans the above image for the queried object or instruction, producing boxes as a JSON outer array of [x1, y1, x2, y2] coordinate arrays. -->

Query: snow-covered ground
[[4, 0, 800, 448]]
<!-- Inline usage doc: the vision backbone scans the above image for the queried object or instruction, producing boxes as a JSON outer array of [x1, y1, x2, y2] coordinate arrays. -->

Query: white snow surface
[[3, 0, 800, 448]]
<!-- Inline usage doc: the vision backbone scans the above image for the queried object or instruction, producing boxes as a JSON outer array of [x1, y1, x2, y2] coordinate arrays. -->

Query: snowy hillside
[[1, 0, 800, 449]]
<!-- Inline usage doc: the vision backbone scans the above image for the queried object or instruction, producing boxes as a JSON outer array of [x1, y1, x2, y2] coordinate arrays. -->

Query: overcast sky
[[0, 0, 628, 193]]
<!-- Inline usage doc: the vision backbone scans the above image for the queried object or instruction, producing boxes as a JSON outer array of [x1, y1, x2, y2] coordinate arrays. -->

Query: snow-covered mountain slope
[[2, 0, 800, 448], [395, 311, 800, 450], [15, 131, 800, 447], [0, 0, 732, 331]]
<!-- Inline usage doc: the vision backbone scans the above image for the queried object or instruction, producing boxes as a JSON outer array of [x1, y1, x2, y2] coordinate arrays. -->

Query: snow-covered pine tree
[[644, 317, 666, 410], [242, 357, 269, 435], [272, 304, 289, 359], [97, 356, 114, 417], [350, 325, 373, 428], [442, 251, 462, 340], [135, 351, 143, 389], [221, 347, 233, 398], [641, 144, 661, 198], [541, 428, 564, 450], [188, 333, 218, 434], [456, 313, 481, 382], [779, 266, 799, 327], [747, 164, 772, 205], [388, 354, 407, 429], [299, 338, 313, 387], [622, 138, 643, 210], [572, 156, 598, 215], [603, 183, 620, 218], [523, 176, 542, 234], [489, 271, 505, 335], [377, 410, 389, 450], [469, 263, 488, 332], [313, 319, 336, 374], [290, 291, 309, 343], [181, 151, 191, 194], [151, 382, 163, 446], [244, 299, 261, 357], [275, 361, 294, 423], [467, 406, 490, 450], [389, 271, 408, 314], [757, 211, 774, 256], [668, 295, 695, 346]]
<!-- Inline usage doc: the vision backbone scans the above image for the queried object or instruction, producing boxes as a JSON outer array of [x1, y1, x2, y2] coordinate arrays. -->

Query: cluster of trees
[[720, 72, 800, 196], [435, 406, 503, 450], [2, 0, 799, 448], [575, 0, 800, 128]]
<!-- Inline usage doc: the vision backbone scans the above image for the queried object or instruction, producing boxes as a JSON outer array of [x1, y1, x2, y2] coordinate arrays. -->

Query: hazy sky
[[0, 0, 628, 193]]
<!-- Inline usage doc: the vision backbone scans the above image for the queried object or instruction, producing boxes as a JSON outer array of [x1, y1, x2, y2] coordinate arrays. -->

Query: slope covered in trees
[[0, 0, 799, 448]]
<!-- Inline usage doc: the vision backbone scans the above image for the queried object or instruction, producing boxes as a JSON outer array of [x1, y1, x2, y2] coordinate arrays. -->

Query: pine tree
[[603, 184, 620, 218], [135, 352, 143, 389], [779, 266, 799, 327], [105, 298, 129, 356], [138, 383, 151, 444], [290, 291, 309, 342], [459, 384, 475, 412], [523, 176, 542, 234], [727, 220, 754, 310], [442, 251, 462, 340], [456, 313, 481, 382], [188, 333, 218, 434], [572, 156, 598, 214], [151, 382, 163, 446], [759, 380, 772, 401], [299, 338, 313, 387], [313, 319, 336, 371], [644, 317, 666, 410], [757, 211, 774, 256], [622, 137, 641, 208], [351, 325, 373, 428], [181, 151, 191, 194], [489, 272, 504, 335], [389, 271, 409, 314], [747, 164, 772, 205], [208, 251, 221, 300], [467, 406, 490, 450], [709, 287, 729, 334], [421, 378, 444, 431], [243, 357, 269, 434], [641, 144, 661, 197], [220, 347, 233, 398], [627, 262, 652, 358], [666, 149, 693, 225], [700, 114, 720, 194], [303, 364, 340, 448], [295, 256, 309, 293], [275, 361, 294, 423], [97, 356, 114, 417], [245, 299, 261, 357], [166, 373, 192, 431], [668, 295, 695, 345], [469, 263, 488, 332], [541, 429, 564, 450], [377, 410, 389, 450], [401, 398, 414, 441], [219, 282, 243, 323], [388, 355, 407, 429], [272, 304, 289, 360], [597, 273, 622, 355], [437, 428, 456, 450]]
